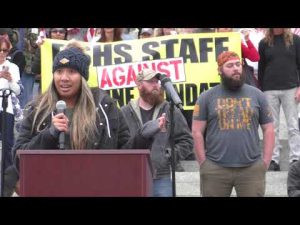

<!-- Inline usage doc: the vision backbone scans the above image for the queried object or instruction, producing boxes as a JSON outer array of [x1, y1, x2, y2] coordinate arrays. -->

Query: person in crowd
[[139, 28, 153, 39], [0, 37, 22, 171], [258, 28, 300, 171], [192, 51, 274, 197], [84, 28, 102, 42], [18, 28, 39, 109], [6, 40, 166, 196], [121, 69, 194, 196], [176, 28, 201, 34], [287, 159, 300, 197], [122, 28, 139, 40], [67, 28, 87, 41], [99, 28, 123, 43], [31, 28, 69, 96], [216, 28, 260, 87], [153, 28, 177, 37], [216, 28, 260, 64], [0, 28, 26, 76]]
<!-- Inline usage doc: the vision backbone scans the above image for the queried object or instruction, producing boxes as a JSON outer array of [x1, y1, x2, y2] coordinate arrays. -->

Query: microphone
[[56, 100, 66, 150], [156, 73, 183, 110]]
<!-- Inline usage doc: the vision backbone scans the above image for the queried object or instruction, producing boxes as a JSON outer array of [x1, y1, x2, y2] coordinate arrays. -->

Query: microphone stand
[[0, 89, 12, 197], [166, 92, 182, 197], [169, 99, 176, 197]]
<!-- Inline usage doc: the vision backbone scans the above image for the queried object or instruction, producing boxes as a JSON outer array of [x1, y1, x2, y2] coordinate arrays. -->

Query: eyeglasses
[[0, 49, 9, 53], [51, 29, 66, 34]]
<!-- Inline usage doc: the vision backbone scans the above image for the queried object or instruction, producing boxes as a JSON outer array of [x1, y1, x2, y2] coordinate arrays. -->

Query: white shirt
[[0, 60, 21, 114]]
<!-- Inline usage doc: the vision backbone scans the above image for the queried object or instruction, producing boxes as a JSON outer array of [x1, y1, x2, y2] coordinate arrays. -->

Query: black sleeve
[[172, 107, 194, 160], [287, 161, 300, 197], [31, 49, 41, 75], [12, 107, 59, 171], [117, 108, 132, 148], [118, 108, 152, 149], [294, 35, 300, 81], [258, 40, 266, 90], [13, 52, 26, 75]]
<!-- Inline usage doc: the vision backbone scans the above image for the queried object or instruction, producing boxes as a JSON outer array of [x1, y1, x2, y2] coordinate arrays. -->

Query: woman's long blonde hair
[[264, 28, 294, 48]]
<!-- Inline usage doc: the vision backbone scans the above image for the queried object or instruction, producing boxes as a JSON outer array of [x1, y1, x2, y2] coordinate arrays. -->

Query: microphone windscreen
[[56, 100, 66, 113]]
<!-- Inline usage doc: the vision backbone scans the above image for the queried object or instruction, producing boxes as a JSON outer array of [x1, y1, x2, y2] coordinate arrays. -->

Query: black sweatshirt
[[258, 34, 300, 91]]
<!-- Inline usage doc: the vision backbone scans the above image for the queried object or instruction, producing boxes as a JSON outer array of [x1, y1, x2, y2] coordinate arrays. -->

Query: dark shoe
[[4, 166, 19, 197], [185, 153, 196, 160], [290, 160, 298, 167], [268, 160, 280, 171], [175, 162, 185, 172]]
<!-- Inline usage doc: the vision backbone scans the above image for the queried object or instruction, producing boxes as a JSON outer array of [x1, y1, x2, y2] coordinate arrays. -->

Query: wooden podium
[[17, 149, 153, 197]]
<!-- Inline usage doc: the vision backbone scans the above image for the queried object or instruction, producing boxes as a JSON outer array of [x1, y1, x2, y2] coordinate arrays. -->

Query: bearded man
[[121, 68, 193, 197], [192, 51, 275, 197]]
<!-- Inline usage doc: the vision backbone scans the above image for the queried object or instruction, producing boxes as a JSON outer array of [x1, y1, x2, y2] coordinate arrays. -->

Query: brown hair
[[264, 28, 293, 48], [0, 36, 12, 50], [99, 28, 123, 42]]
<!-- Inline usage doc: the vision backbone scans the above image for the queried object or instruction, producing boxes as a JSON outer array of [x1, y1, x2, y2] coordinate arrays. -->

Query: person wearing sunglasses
[[49, 28, 68, 40], [31, 28, 68, 101]]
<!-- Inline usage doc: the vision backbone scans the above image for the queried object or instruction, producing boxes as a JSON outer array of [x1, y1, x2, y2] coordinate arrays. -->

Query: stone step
[[175, 171, 288, 197], [11, 171, 287, 197]]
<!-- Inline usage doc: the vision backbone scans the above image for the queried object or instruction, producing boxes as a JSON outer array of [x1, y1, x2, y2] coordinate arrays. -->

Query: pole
[[0, 89, 12, 197], [169, 100, 176, 197]]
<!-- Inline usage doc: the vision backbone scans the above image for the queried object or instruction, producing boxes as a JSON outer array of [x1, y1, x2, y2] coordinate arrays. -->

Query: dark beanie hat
[[52, 47, 91, 81]]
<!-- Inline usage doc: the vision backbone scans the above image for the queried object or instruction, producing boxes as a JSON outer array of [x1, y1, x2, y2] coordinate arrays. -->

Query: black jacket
[[12, 88, 151, 170], [121, 100, 193, 179], [31, 48, 41, 75], [8, 47, 26, 75]]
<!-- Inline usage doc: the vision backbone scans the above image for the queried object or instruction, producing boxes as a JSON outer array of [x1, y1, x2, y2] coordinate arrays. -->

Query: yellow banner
[[41, 32, 241, 110]]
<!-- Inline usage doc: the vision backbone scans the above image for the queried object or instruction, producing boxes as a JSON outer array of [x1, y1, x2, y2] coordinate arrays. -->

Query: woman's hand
[[52, 112, 69, 133], [0, 70, 12, 81]]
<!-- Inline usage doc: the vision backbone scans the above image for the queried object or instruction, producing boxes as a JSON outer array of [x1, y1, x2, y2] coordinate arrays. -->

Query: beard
[[220, 71, 245, 91], [139, 87, 165, 106]]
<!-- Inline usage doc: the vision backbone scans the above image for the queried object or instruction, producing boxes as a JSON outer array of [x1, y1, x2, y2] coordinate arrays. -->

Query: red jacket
[[242, 39, 260, 62]]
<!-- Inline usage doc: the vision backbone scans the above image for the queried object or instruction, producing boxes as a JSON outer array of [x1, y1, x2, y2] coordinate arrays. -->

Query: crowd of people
[[0, 28, 300, 197]]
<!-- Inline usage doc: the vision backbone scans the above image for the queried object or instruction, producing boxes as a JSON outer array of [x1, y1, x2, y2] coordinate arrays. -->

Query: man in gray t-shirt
[[192, 51, 274, 197]]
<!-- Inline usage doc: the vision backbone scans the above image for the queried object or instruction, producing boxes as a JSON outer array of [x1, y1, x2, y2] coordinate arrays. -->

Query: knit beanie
[[52, 47, 91, 81]]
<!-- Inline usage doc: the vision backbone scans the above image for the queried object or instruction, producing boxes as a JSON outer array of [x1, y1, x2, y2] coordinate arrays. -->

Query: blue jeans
[[153, 177, 172, 197], [19, 72, 35, 108]]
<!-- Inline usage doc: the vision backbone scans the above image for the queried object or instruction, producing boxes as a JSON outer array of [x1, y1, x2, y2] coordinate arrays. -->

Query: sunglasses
[[0, 49, 9, 53], [51, 29, 66, 34]]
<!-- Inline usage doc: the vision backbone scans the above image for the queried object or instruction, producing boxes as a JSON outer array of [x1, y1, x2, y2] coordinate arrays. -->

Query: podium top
[[18, 149, 153, 197], [17, 149, 150, 155]]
